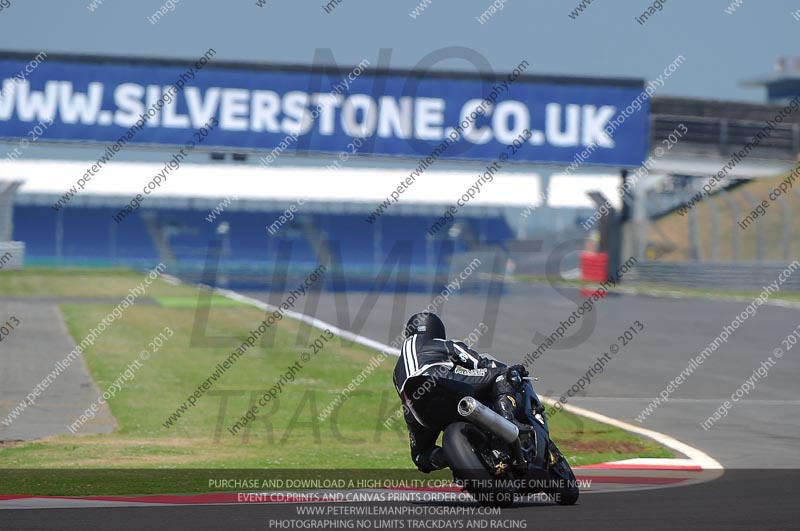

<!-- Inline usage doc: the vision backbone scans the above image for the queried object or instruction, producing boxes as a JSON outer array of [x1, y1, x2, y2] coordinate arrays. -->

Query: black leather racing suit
[[392, 333, 516, 473]]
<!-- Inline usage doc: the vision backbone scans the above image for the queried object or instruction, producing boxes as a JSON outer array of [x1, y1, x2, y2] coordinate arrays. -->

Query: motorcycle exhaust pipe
[[458, 396, 519, 444]]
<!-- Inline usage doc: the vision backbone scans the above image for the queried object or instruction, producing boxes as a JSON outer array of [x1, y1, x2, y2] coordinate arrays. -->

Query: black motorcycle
[[408, 367, 579, 508]]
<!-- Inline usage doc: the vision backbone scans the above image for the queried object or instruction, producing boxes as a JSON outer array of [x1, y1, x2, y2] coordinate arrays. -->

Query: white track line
[[538, 398, 722, 470], [215, 287, 400, 356], [209, 285, 722, 471], [570, 396, 800, 406]]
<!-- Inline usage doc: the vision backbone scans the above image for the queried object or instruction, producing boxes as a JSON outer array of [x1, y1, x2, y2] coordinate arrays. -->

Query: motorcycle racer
[[392, 312, 529, 473]]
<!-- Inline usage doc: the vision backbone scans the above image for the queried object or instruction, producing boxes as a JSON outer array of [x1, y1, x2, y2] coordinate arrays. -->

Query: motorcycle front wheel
[[547, 441, 579, 505]]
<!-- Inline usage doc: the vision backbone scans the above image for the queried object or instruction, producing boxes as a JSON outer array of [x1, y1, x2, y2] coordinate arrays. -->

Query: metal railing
[[651, 114, 800, 159], [624, 260, 800, 292]]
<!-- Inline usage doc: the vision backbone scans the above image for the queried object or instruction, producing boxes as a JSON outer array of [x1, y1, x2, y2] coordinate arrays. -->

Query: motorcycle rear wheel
[[442, 422, 516, 508]]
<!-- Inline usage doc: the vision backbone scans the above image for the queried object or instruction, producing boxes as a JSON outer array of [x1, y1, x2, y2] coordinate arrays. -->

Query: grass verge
[[515, 275, 800, 303], [0, 269, 672, 495]]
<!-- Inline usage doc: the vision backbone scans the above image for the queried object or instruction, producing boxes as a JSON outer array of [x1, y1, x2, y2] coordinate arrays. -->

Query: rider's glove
[[506, 364, 528, 389], [508, 364, 529, 377]]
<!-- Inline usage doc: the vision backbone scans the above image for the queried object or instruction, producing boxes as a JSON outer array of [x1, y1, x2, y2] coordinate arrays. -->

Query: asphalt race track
[[2, 471, 797, 531], [3, 281, 798, 530], [0, 299, 116, 441], [261, 281, 800, 469]]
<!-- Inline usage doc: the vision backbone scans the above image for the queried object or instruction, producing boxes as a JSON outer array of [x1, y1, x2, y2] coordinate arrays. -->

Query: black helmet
[[405, 312, 446, 339]]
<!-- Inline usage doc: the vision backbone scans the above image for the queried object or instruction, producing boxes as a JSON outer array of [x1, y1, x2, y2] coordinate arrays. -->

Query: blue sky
[[0, 0, 795, 102]]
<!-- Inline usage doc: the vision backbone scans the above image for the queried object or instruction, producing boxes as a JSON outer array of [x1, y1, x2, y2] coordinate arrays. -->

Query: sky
[[0, 0, 796, 103]]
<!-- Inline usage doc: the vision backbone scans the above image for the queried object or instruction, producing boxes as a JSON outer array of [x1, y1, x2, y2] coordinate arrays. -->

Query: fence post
[[741, 190, 763, 261], [708, 196, 719, 260], [775, 194, 791, 260], [720, 190, 739, 260], [688, 201, 702, 261]]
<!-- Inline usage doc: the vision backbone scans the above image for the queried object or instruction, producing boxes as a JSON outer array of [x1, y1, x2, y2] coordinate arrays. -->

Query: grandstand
[[1, 51, 644, 288], [2, 158, 547, 289], [6, 52, 796, 290]]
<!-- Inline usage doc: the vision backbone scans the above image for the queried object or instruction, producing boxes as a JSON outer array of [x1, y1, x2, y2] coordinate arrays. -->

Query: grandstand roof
[[1, 158, 565, 214]]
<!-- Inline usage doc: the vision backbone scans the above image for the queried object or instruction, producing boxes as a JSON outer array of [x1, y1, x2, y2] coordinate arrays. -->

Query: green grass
[[515, 275, 800, 303], [156, 295, 251, 308], [0, 267, 196, 298], [0, 269, 671, 495]]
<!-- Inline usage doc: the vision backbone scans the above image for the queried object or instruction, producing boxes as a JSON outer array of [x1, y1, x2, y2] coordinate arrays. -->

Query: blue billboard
[[0, 52, 649, 167]]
